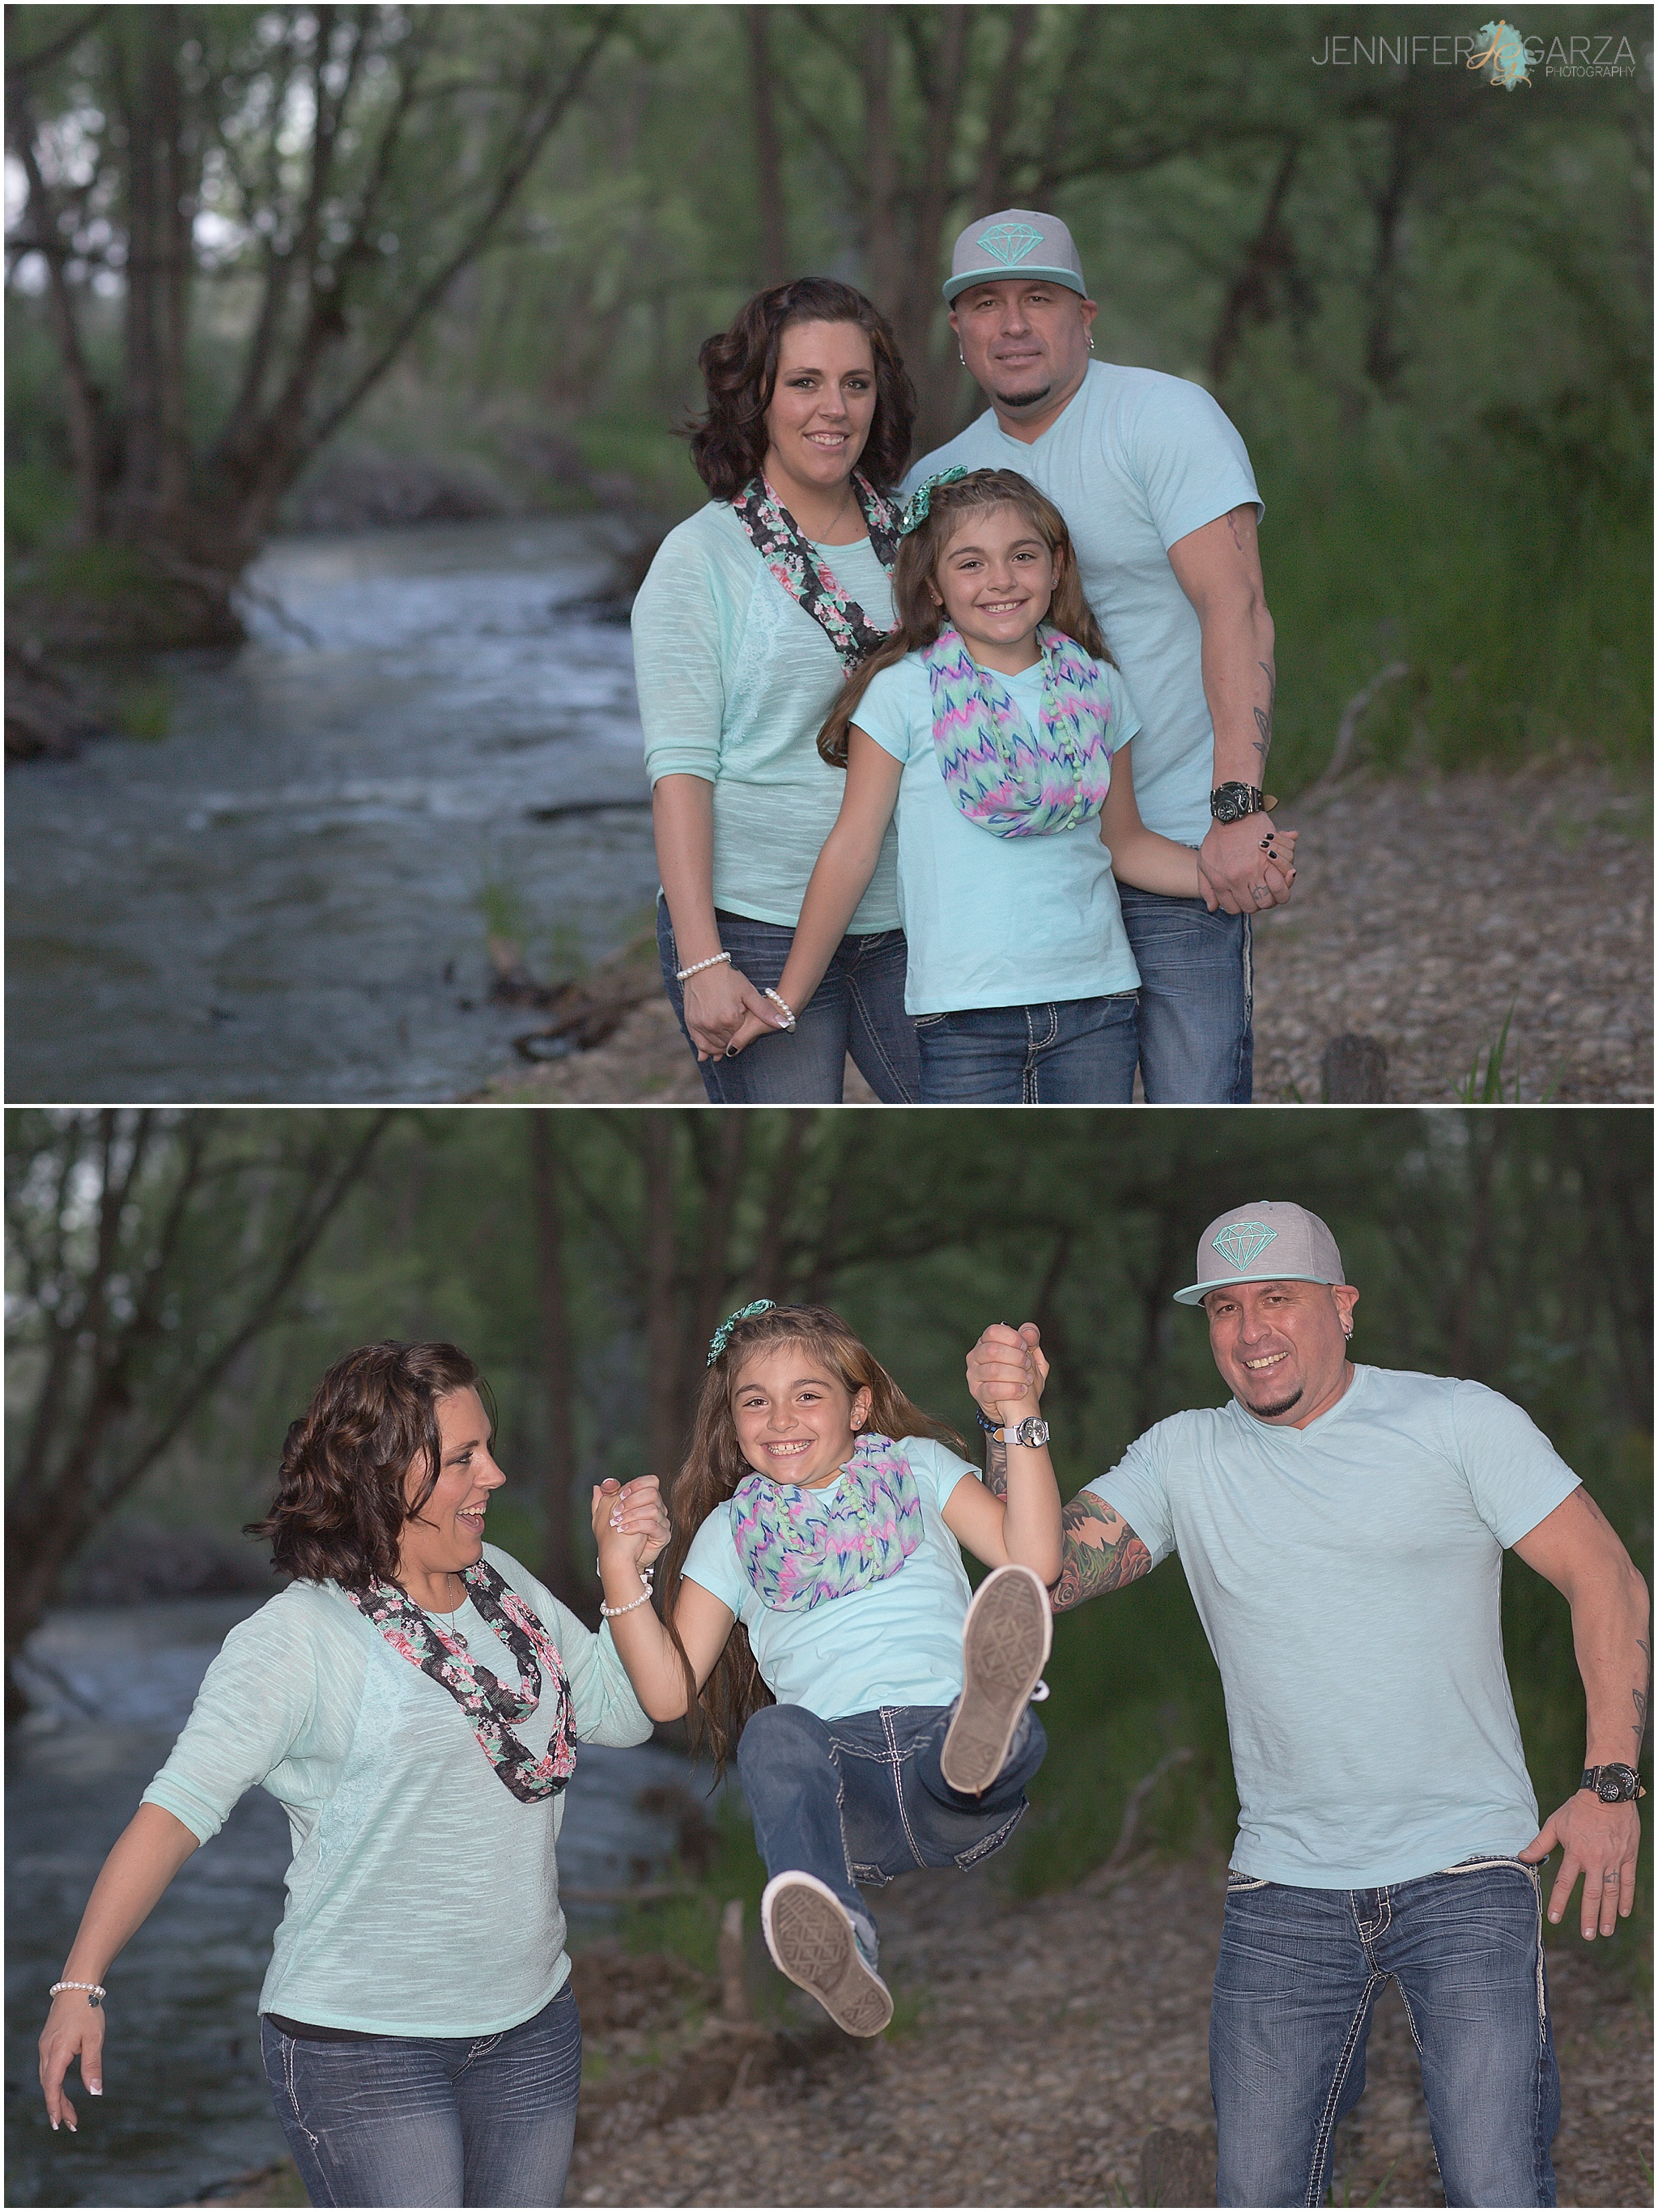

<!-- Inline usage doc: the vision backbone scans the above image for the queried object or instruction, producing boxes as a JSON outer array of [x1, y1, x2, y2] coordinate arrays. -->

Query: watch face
[[1597, 1778, 1623, 1801]]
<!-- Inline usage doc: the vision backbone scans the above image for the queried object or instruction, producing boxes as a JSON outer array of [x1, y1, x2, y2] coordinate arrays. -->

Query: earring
[[958, 350, 966, 367], [1087, 335, 1095, 351]]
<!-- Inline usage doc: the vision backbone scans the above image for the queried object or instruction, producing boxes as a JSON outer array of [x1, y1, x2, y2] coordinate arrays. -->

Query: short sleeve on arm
[[1123, 380, 1262, 554], [1082, 1420, 1180, 1568], [903, 1436, 981, 1517], [1450, 1382, 1580, 1547], [141, 1598, 326, 1845], [631, 517, 738, 786], [1100, 663, 1141, 755], [846, 660, 921, 764], [682, 1505, 749, 1619]]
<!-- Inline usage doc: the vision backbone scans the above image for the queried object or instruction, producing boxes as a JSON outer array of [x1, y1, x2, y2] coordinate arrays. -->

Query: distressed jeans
[[260, 1981, 582, 2207], [736, 1700, 1047, 1962], [1210, 1857, 1559, 2207]]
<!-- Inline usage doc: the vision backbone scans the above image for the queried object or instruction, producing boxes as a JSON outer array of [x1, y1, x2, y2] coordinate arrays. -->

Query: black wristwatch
[[1579, 1764, 1647, 1803], [1209, 781, 1269, 825], [975, 1409, 1050, 1448]]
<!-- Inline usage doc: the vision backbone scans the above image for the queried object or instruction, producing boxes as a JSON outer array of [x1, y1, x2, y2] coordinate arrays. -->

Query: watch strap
[[1580, 1764, 1647, 1801]]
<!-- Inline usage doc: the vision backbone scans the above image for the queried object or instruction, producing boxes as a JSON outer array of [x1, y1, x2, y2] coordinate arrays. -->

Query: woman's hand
[[682, 963, 786, 1061], [591, 1478, 668, 1577], [723, 1005, 783, 1057], [40, 1989, 104, 2133], [1246, 821, 1298, 909]]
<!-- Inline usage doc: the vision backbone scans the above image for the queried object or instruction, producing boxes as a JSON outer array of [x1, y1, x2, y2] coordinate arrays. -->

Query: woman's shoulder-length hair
[[246, 1340, 488, 1593], [687, 277, 916, 502]]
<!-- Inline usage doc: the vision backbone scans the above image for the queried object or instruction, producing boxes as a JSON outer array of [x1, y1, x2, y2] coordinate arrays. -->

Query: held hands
[[1197, 815, 1298, 917], [590, 1477, 671, 1576], [966, 1323, 1049, 1423], [682, 962, 788, 1062], [1520, 1790, 1641, 1939], [39, 1989, 103, 2133]]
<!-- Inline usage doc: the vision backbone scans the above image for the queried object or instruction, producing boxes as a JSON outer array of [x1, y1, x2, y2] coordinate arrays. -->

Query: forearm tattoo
[[1052, 1492, 1154, 1613], [983, 1434, 1009, 1500], [1252, 659, 1276, 770], [1635, 1637, 1650, 1759]]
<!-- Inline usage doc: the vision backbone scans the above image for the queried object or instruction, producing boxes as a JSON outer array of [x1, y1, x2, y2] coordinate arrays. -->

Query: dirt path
[[568, 1857, 1652, 2209], [476, 766, 1650, 1106]]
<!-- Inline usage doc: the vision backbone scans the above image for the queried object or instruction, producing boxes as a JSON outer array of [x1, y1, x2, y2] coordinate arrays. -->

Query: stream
[[6, 517, 662, 1104]]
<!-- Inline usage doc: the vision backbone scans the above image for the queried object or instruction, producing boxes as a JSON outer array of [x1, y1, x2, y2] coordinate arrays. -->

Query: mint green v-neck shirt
[[1085, 1366, 1579, 1887], [141, 1545, 652, 2036], [631, 503, 901, 932]]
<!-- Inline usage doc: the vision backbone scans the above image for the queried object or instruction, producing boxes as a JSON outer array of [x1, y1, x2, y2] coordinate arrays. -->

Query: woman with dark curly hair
[[631, 277, 921, 1102], [36, 1340, 668, 2208]]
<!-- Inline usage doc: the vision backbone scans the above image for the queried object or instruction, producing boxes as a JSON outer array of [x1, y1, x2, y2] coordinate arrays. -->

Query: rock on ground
[[471, 766, 1651, 1106], [566, 1857, 1652, 2209]]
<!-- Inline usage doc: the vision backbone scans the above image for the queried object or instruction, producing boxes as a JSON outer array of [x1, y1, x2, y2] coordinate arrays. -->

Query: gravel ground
[[567, 1856, 1653, 2210], [477, 766, 1651, 1107]]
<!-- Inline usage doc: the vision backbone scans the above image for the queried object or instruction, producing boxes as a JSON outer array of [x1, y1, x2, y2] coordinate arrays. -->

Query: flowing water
[[5, 1598, 712, 2207], [6, 518, 663, 1103]]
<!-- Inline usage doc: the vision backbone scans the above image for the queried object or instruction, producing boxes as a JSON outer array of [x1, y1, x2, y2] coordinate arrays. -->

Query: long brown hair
[[247, 1341, 492, 1592], [657, 1304, 965, 1777], [817, 468, 1116, 766], [687, 278, 916, 500]]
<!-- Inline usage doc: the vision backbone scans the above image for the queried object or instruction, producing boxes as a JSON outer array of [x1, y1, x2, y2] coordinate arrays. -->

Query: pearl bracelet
[[599, 1568, 655, 1619], [763, 987, 797, 1031], [50, 1981, 106, 2007], [675, 951, 730, 983]]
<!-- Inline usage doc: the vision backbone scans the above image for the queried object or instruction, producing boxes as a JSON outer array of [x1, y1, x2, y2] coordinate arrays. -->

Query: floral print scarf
[[342, 1558, 578, 1803], [730, 1433, 924, 1612], [728, 473, 903, 672]]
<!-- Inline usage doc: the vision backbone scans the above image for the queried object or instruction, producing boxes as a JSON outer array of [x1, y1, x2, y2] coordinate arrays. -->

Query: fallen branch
[[1080, 1745, 1194, 1893], [1303, 660, 1409, 797]]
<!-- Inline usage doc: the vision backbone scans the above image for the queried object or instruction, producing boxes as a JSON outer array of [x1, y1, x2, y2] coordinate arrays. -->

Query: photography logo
[[1468, 20, 1533, 87]]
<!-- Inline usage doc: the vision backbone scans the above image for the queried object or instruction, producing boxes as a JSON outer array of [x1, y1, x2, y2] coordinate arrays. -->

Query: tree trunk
[[1208, 140, 1303, 388], [861, 14, 903, 321], [641, 1116, 686, 1491], [529, 1117, 585, 1607], [746, 7, 790, 285], [896, 6, 971, 455]]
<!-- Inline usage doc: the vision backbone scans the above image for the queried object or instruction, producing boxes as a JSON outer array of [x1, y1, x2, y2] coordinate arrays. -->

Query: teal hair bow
[[898, 465, 968, 536], [708, 1299, 776, 1365]]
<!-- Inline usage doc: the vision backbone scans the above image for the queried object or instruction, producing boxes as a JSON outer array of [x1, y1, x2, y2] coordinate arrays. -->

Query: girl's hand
[[590, 1478, 667, 1573], [1249, 822, 1298, 907], [40, 1989, 104, 2133], [723, 1006, 782, 1057], [682, 963, 787, 1061]]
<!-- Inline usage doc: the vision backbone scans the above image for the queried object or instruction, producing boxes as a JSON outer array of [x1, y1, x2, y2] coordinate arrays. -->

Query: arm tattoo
[[1252, 660, 1276, 768], [1635, 1637, 1650, 1756], [983, 1433, 1008, 1501], [1052, 1491, 1154, 1613]]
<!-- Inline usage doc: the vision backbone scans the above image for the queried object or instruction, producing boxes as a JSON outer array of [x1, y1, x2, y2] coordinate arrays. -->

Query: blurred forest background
[[6, 2, 1652, 792], [6, 1105, 1650, 1962]]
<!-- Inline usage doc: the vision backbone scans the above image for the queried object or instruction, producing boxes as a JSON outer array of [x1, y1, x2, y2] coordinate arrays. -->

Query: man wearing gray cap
[[905, 211, 1286, 1103], [965, 1202, 1648, 2207]]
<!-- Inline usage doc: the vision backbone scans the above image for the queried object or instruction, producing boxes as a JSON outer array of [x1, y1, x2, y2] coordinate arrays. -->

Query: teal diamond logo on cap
[[1213, 1221, 1278, 1269], [977, 223, 1043, 265]]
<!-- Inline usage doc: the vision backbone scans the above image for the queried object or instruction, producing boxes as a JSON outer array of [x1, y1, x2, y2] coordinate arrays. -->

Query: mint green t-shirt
[[631, 502, 900, 932], [141, 1545, 653, 2036], [1086, 1366, 1580, 1887], [850, 651, 1141, 1015], [903, 362, 1261, 847], [682, 1437, 981, 1718]]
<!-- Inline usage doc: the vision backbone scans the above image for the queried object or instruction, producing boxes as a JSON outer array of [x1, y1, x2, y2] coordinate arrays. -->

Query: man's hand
[[1197, 815, 1297, 916], [1520, 1790, 1641, 1938], [966, 1323, 1048, 1420]]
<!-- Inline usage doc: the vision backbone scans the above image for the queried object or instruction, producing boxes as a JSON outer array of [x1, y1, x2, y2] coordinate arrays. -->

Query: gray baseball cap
[[943, 210, 1088, 304], [1173, 1203, 1346, 1306]]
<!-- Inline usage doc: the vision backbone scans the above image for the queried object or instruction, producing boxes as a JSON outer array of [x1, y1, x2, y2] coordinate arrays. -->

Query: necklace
[[770, 469, 854, 546], [427, 1574, 468, 1649]]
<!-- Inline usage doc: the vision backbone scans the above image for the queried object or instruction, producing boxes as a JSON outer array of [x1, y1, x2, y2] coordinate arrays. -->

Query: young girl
[[590, 1300, 1061, 2036], [724, 466, 1295, 1102]]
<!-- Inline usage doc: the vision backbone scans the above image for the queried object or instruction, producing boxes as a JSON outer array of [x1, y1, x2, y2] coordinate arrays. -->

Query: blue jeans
[[735, 1700, 1047, 1961], [657, 899, 920, 1103], [1118, 884, 1253, 1102], [1210, 1860, 1559, 2207], [260, 1982, 582, 2207], [915, 991, 1139, 1102]]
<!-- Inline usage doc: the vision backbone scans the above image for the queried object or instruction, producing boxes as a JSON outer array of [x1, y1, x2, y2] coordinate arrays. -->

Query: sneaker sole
[[760, 1874, 893, 2037], [941, 1564, 1052, 1795]]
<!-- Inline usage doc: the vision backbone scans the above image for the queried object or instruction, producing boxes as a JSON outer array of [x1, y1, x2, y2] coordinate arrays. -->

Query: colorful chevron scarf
[[729, 1433, 923, 1612], [926, 622, 1120, 839], [342, 1558, 578, 1803], [728, 473, 902, 672]]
